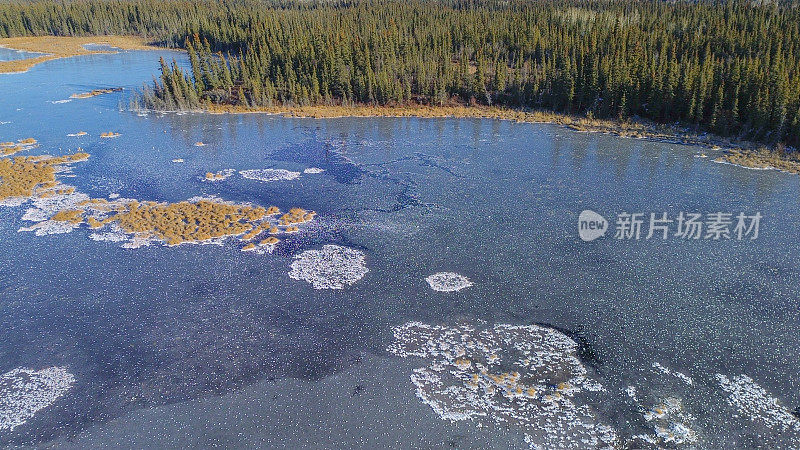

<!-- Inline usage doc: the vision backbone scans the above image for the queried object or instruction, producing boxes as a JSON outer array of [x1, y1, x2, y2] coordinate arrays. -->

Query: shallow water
[[1, 50, 799, 448], [0, 47, 45, 62]]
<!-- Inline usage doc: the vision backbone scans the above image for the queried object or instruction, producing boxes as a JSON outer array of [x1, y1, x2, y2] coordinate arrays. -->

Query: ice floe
[[388, 321, 617, 449], [240, 168, 301, 182], [0, 367, 75, 431], [425, 272, 473, 292], [288, 244, 369, 289]]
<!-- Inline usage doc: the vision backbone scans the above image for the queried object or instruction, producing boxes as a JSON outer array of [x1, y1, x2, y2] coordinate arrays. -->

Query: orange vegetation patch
[[0, 138, 38, 156], [0, 151, 89, 201], [239, 219, 277, 241], [100, 132, 121, 138], [50, 209, 84, 224], [279, 207, 315, 226], [80, 198, 315, 247], [92, 199, 267, 246], [0, 36, 162, 73], [204, 171, 230, 181], [1, 136, 317, 249]]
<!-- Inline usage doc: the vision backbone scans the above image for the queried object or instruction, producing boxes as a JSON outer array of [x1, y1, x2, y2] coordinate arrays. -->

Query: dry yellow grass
[[51, 209, 84, 224], [716, 147, 800, 174], [107, 200, 266, 246], [0, 138, 38, 156], [278, 207, 314, 226], [0, 152, 88, 201], [0, 36, 161, 73]]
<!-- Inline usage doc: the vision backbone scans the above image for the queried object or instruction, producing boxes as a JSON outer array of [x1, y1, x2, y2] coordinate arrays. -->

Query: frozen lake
[[1, 49, 799, 448]]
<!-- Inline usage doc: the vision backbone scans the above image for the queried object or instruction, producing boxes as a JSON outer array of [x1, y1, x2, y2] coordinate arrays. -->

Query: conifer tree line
[[3, 0, 800, 147]]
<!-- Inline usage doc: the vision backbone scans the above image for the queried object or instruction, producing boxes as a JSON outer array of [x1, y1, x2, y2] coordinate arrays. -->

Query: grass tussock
[[84, 199, 313, 247], [50, 209, 84, 224], [0, 138, 38, 156]]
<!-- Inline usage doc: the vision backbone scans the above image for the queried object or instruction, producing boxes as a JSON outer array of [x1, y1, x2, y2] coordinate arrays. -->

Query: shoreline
[[711, 147, 800, 175], [166, 103, 798, 172], [2, 34, 791, 175], [0, 36, 162, 73]]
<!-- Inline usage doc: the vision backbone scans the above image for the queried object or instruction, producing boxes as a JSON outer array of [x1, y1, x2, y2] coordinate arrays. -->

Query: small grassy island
[[71, 87, 123, 99]]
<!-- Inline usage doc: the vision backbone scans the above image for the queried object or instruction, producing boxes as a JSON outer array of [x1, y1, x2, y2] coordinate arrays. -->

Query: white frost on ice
[[288, 245, 368, 289], [18, 191, 90, 236], [0, 367, 75, 431], [641, 397, 698, 445], [716, 373, 800, 433], [240, 168, 301, 182], [652, 362, 694, 385], [89, 223, 127, 242], [0, 197, 27, 207], [625, 385, 637, 401], [388, 321, 617, 449], [425, 272, 473, 292], [303, 167, 325, 174]]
